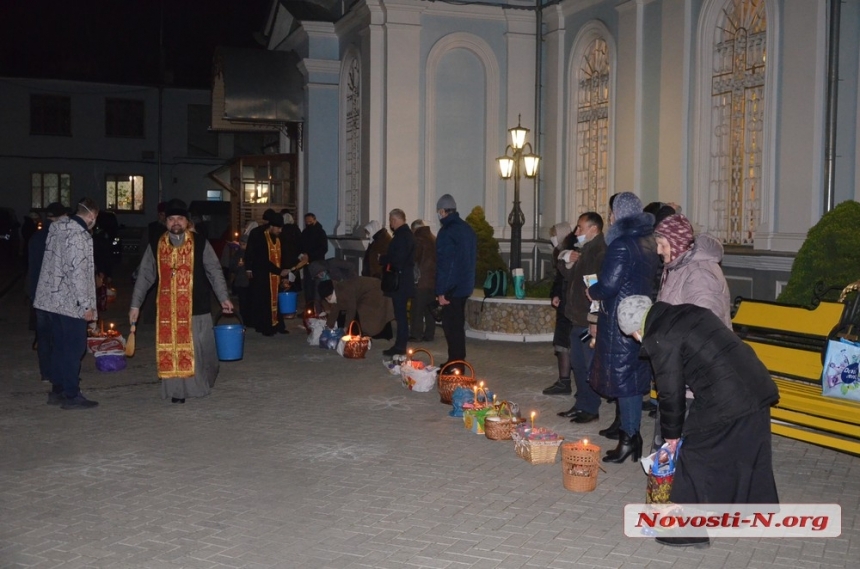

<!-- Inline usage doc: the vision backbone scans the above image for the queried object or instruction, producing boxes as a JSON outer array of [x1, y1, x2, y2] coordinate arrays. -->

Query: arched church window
[[574, 37, 610, 222], [709, 0, 766, 244], [343, 56, 361, 232]]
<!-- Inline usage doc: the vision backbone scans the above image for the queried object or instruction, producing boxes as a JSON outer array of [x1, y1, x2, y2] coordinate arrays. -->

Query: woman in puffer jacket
[[654, 214, 731, 326], [586, 192, 661, 464]]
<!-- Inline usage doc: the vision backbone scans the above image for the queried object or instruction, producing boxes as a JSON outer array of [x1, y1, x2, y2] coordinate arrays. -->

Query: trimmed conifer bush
[[465, 206, 508, 289], [778, 201, 860, 305]]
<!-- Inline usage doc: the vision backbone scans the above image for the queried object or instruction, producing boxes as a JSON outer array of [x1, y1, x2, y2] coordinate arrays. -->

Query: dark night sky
[[0, 0, 271, 88]]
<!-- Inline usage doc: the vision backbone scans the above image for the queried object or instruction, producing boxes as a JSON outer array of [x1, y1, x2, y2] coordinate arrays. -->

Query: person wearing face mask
[[554, 213, 607, 422], [542, 221, 576, 395], [33, 198, 100, 409], [380, 209, 415, 356]]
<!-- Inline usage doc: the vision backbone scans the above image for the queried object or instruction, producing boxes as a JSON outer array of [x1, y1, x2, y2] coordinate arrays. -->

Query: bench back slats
[[732, 300, 845, 337]]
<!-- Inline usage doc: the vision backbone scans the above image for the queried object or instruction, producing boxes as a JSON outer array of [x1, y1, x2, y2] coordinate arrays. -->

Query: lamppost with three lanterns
[[496, 115, 540, 270]]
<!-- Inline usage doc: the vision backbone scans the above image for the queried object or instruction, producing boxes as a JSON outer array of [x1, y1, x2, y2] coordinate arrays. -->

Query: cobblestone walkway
[[0, 271, 857, 568]]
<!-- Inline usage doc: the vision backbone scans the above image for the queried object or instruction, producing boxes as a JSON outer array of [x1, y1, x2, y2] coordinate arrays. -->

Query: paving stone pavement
[[1, 271, 858, 569]]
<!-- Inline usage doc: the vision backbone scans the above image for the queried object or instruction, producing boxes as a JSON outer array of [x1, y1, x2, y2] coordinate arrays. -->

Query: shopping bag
[[645, 441, 682, 504], [336, 321, 371, 358], [306, 317, 327, 346], [822, 338, 860, 401], [399, 348, 437, 392], [93, 337, 127, 372], [319, 326, 344, 350]]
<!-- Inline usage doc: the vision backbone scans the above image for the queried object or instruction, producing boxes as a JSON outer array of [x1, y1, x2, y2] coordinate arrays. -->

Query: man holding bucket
[[129, 199, 233, 404]]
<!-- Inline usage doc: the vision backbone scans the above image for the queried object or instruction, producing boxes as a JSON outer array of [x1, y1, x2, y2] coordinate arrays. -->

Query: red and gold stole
[[265, 230, 282, 326], [155, 232, 195, 378]]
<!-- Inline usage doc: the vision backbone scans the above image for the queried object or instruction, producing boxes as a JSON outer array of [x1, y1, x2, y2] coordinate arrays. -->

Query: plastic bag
[[306, 318, 327, 346], [319, 326, 344, 350], [400, 363, 438, 392]]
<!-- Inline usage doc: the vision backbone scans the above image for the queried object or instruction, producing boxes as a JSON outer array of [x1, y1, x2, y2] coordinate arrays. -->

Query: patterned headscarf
[[654, 214, 694, 264]]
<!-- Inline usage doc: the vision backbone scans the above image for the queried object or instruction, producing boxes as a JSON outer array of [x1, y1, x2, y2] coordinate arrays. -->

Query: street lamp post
[[497, 115, 540, 271]]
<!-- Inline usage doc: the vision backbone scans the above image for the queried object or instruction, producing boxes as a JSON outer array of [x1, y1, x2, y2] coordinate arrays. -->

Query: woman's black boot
[[602, 431, 642, 463], [599, 401, 621, 440]]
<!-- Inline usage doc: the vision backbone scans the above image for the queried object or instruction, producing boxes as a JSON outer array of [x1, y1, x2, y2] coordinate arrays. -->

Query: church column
[[298, 22, 341, 230], [383, 0, 425, 220], [543, 4, 566, 226]]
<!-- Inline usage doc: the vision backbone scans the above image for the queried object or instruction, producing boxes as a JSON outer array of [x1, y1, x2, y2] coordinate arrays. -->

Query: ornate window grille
[[709, 0, 766, 244], [574, 37, 610, 222], [344, 57, 361, 232]]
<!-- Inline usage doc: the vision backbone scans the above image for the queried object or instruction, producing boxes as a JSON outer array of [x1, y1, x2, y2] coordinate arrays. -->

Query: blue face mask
[[576, 234, 587, 246]]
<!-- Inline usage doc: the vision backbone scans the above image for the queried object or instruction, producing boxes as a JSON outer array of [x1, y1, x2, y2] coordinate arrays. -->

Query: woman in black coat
[[586, 192, 661, 463], [618, 297, 780, 546]]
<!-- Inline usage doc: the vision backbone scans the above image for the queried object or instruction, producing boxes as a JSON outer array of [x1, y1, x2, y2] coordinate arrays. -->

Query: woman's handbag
[[336, 320, 371, 359], [645, 440, 682, 504], [381, 263, 399, 293]]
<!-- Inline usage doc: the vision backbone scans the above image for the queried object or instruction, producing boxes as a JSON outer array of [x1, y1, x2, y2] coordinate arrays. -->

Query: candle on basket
[[478, 381, 485, 404], [407, 349, 413, 363], [473, 385, 478, 403], [492, 394, 497, 405], [110, 323, 114, 331], [530, 411, 536, 429]]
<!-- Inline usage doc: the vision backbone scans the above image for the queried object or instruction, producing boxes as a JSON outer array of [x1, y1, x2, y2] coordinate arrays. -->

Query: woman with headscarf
[[654, 214, 731, 327], [362, 220, 391, 279], [650, 213, 732, 450], [586, 192, 661, 463]]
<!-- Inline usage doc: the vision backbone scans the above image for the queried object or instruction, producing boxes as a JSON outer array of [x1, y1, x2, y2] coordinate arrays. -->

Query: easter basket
[[437, 360, 477, 404], [400, 348, 438, 392], [512, 425, 563, 465], [561, 440, 602, 492], [484, 402, 525, 441]]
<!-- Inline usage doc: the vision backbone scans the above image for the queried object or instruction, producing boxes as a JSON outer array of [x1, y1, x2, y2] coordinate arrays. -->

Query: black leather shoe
[[542, 380, 572, 395], [599, 416, 622, 440], [655, 536, 710, 548], [572, 412, 599, 424], [602, 431, 642, 463], [171, 398, 186, 404], [557, 406, 580, 418], [382, 347, 406, 357]]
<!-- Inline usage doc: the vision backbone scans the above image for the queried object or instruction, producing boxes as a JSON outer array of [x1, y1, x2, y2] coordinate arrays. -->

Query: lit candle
[[407, 349, 413, 363], [473, 386, 478, 403], [110, 323, 114, 330], [530, 411, 536, 429], [492, 394, 497, 405]]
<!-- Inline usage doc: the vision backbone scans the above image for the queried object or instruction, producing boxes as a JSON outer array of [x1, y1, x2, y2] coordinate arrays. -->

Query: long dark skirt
[[670, 407, 779, 504]]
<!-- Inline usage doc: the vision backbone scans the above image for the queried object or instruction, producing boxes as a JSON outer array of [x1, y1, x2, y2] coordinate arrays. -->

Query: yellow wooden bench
[[731, 298, 860, 455]]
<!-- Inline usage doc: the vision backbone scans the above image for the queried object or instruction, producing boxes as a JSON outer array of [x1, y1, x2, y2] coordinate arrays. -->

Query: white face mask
[[550, 235, 559, 248], [576, 234, 587, 246], [326, 292, 337, 304]]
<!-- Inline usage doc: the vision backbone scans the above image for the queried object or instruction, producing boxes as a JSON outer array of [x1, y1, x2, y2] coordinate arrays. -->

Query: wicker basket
[[437, 360, 477, 404], [561, 441, 601, 492], [514, 436, 564, 465], [484, 402, 525, 441]]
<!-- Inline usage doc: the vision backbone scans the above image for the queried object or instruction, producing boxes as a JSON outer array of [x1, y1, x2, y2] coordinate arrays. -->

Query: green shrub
[[778, 200, 860, 306], [465, 206, 507, 288], [524, 278, 553, 298]]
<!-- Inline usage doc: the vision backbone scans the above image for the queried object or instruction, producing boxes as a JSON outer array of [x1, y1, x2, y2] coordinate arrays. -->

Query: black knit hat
[[318, 280, 334, 300]]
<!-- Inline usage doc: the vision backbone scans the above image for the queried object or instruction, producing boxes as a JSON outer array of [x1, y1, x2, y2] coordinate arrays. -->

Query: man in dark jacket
[[280, 211, 303, 293], [410, 220, 436, 342], [435, 194, 477, 366], [554, 212, 607, 424], [587, 192, 661, 463], [381, 209, 415, 356], [301, 213, 328, 307], [618, 296, 780, 547]]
